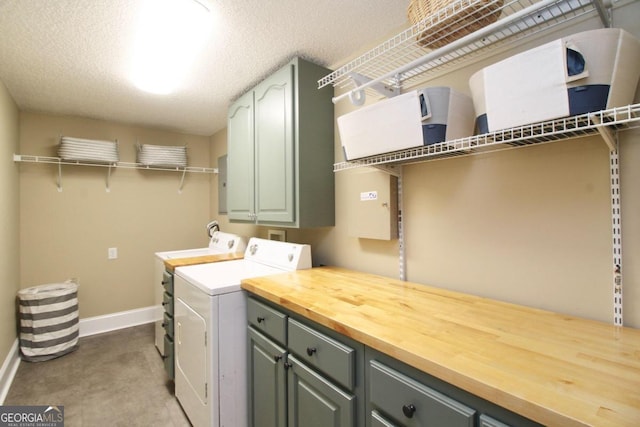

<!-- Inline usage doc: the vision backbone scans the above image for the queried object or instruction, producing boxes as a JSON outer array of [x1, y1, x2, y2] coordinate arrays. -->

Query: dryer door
[[175, 296, 208, 406]]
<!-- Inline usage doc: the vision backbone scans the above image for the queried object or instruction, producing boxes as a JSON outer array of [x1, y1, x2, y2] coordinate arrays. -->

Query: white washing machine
[[154, 231, 247, 356], [174, 238, 312, 427]]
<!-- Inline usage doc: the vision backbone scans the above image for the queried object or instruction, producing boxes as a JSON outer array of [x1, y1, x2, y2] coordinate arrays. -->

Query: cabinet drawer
[[162, 270, 173, 295], [247, 297, 287, 345], [162, 292, 173, 316], [162, 312, 174, 338], [288, 318, 355, 390], [288, 354, 356, 427], [370, 360, 475, 427]]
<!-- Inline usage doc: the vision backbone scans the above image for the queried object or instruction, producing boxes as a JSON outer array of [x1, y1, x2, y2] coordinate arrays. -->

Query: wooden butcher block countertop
[[241, 266, 640, 427], [164, 253, 244, 272]]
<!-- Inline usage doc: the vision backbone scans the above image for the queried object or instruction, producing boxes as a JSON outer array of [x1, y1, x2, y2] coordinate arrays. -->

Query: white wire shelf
[[12, 155, 217, 174], [320, 0, 607, 102], [13, 154, 217, 193], [333, 104, 640, 172]]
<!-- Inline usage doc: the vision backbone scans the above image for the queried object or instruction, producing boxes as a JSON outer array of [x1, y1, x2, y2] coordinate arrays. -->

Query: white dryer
[[174, 238, 311, 427]]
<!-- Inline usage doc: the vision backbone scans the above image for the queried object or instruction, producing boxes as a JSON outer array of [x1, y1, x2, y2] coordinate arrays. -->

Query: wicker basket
[[408, 0, 504, 49]]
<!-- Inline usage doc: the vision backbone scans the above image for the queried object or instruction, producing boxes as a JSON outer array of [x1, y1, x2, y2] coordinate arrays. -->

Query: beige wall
[[0, 81, 20, 366], [19, 113, 212, 318], [213, 3, 640, 327]]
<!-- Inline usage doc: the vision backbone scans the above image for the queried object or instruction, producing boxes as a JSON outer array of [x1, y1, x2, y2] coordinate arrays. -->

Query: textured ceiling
[[0, 0, 409, 136]]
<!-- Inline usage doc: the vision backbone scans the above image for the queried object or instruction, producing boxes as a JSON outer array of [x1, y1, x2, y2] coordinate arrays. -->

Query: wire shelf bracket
[[348, 72, 400, 104]]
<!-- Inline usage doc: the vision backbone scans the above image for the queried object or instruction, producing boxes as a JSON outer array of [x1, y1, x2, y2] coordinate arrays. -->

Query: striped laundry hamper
[[18, 280, 79, 362]]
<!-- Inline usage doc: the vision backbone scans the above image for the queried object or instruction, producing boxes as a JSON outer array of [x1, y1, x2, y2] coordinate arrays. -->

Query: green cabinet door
[[248, 326, 287, 427], [287, 354, 355, 427], [227, 90, 255, 222], [254, 63, 295, 223]]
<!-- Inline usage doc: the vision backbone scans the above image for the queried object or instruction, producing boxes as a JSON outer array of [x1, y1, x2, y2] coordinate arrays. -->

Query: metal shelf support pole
[[610, 136, 623, 326], [398, 167, 406, 281]]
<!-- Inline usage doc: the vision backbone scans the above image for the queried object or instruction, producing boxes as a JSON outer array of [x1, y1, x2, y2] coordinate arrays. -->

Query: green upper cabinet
[[254, 63, 295, 223], [227, 90, 255, 220], [227, 57, 335, 228]]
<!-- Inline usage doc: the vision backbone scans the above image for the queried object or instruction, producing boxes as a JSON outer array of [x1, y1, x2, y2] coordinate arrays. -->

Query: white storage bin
[[58, 137, 119, 164], [18, 280, 79, 362], [469, 28, 640, 133], [337, 86, 475, 160]]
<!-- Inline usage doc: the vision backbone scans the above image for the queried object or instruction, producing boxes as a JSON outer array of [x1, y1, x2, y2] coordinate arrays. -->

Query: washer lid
[[154, 232, 247, 260], [155, 246, 214, 260], [175, 259, 284, 296]]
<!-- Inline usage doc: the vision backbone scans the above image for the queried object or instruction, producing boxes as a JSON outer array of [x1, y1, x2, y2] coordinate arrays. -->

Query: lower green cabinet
[[248, 326, 287, 427], [247, 296, 365, 427], [247, 295, 540, 427], [163, 334, 174, 379], [287, 354, 356, 427]]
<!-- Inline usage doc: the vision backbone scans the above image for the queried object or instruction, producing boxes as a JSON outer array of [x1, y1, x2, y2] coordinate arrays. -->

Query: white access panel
[[346, 168, 398, 240]]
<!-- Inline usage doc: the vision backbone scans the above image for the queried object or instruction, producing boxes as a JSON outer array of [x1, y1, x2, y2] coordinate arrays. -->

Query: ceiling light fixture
[[130, 0, 214, 95]]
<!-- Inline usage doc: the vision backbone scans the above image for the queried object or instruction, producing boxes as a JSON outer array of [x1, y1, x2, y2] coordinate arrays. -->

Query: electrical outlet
[[108, 247, 118, 259]]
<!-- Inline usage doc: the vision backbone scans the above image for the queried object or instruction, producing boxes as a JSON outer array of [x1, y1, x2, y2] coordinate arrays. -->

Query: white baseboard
[[79, 305, 160, 338], [0, 339, 20, 405]]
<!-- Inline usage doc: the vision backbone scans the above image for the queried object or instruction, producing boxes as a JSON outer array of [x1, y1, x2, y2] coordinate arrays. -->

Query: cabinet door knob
[[257, 316, 265, 323], [161, 322, 167, 327], [161, 280, 169, 285], [402, 404, 416, 418], [306, 347, 317, 356], [162, 302, 168, 306], [273, 355, 282, 362], [284, 361, 292, 370]]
